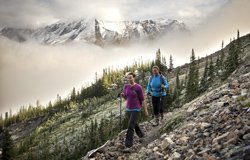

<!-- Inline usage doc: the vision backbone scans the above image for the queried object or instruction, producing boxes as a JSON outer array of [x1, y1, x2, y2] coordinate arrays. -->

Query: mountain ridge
[[0, 18, 188, 46]]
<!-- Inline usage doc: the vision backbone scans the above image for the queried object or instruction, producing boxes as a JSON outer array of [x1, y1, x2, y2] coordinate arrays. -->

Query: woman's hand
[[142, 101, 149, 117], [121, 92, 125, 97], [161, 84, 165, 89], [121, 92, 127, 99], [144, 109, 149, 117]]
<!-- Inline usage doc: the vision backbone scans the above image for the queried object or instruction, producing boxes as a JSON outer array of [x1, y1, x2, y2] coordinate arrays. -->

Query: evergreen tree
[[94, 119, 99, 147], [155, 48, 167, 73], [184, 70, 188, 87], [155, 49, 161, 68], [70, 87, 76, 102], [236, 29, 243, 60], [98, 118, 105, 144], [2, 129, 14, 160], [208, 56, 215, 85], [222, 30, 243, 80], [223, 38, 239, 80], [48, 101, 53, 109], [56, 94, 62, 105], [168, 54, 174, 73], [161, 56, 168, 74], [0, 114, 3, 129], [185, 49, 199, 102], [5, 112, 8, 120], [194, 59, 199, 88], [0, 125, 3, 133], [215, 56, 221, 75], [173, 67, 181, 106], [165, 88, 173, 111], [220, 40, 225, 70], [175, 67, 180, 91], [89, 120, 95, 149], [197, 56, 200, 67], [9, 109, 12, 119], [199, 56, 208, 93]]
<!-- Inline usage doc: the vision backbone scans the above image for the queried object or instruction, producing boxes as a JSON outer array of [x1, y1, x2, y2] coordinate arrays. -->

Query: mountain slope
[[1, 33, 250, 160], [82, 43, 250, 160], [0, 18, 187, 46]]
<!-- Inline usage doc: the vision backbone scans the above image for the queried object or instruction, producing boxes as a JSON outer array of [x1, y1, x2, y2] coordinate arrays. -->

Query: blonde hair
[[152, 66, 160, 70]]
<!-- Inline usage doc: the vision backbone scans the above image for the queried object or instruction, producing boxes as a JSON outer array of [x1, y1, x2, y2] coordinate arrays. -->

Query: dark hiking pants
[[152, 96, 166, 116], [125, 111, 144, 148]]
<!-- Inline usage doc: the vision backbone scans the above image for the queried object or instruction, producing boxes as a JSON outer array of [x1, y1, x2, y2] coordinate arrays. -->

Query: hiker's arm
[[139, 85, 145, 103], [163, 77, 169, 89], [121, 85, 127, 99], [139, 86, 148, 116], [142, 101, 148, 116], [121, 93, 126, 99], [147, 78, 151, 94]]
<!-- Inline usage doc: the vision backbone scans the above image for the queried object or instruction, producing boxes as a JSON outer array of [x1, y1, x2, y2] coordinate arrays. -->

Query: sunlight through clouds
[[0, 0, 228, 28]]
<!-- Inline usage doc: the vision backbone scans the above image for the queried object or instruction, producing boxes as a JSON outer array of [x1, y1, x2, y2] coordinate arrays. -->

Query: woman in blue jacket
[[147, 66, 168, 126]]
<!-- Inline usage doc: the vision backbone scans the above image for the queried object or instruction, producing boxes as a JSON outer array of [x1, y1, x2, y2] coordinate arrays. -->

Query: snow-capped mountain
[[0, 18, 188, 46]]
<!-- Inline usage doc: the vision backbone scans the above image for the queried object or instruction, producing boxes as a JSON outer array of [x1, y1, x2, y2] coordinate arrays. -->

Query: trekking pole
[[146, 94, 154, 125], [147, 94, 154, 119], [160, 88, 164, 112], [118, 75, 127, 131], [119, 94, 122, 131]]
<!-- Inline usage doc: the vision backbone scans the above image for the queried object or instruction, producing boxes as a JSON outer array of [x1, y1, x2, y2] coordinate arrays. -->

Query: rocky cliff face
[[0, 18, 187, 46]]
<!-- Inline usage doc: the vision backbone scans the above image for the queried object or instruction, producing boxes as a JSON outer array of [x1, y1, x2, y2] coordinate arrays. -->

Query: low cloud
[[0, 37, 159, 115], [153, 0, 250, 60]]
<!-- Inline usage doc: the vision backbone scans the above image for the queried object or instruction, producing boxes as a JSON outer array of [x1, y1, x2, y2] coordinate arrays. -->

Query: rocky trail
[[82, 62, 250, 160], [83, 112, 175, 160]]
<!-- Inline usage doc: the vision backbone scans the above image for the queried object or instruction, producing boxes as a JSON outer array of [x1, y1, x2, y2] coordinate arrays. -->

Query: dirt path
[[141, 112, 173, 147]]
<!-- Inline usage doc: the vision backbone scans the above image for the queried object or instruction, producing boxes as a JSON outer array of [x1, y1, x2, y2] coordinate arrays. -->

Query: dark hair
[[127, 72, 136, 78]]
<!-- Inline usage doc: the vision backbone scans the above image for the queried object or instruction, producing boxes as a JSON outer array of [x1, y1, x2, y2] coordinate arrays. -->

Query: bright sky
[[0, 0, 228, 28]]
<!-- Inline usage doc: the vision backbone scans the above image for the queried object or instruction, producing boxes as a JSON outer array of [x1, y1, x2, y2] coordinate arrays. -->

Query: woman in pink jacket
[[121, 72, 148, 148]]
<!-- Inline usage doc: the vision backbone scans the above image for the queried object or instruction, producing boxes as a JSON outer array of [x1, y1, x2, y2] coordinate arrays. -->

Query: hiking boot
[[122, 147, 132, 153], [159, 120, 162, 125], [153, 117, 159, 126], [160, 113, 164, 122], [124, 141, 133, 148], [135, 129, 144, 138], [138, 137, 144, 143]]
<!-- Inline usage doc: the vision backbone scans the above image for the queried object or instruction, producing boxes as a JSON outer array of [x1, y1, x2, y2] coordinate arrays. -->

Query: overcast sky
[[0, 0, 229, 28]]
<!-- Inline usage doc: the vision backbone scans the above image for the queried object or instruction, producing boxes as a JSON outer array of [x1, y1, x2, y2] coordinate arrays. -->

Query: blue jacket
[[147, 74, 169, 97]]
